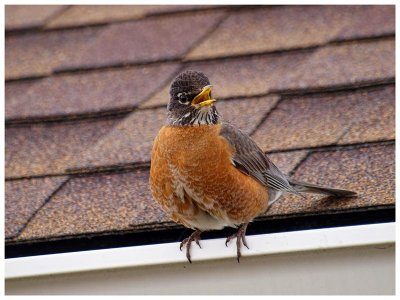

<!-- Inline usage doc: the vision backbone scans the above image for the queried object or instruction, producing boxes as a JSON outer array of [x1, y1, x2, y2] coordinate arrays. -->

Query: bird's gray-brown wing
[[219, 122, 299, 195]]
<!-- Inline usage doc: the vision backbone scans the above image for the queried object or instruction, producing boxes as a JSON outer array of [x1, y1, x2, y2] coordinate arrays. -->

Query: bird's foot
[[225, 223, 249, 263], [180, 229, 202, 263]]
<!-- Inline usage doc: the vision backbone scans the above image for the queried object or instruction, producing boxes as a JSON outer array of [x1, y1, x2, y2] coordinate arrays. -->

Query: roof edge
[[5, 222, 395, 279]]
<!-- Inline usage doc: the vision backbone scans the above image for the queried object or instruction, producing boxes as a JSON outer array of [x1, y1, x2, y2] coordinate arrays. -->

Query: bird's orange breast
[[150, 124, 268, 229]]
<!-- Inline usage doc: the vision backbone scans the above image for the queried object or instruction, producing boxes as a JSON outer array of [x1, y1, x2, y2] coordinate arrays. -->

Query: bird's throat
[[167, 106, 220, 126]]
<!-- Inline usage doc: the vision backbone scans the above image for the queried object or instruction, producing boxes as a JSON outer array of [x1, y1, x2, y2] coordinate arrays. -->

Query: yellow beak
[[191, 85, 216, 107]]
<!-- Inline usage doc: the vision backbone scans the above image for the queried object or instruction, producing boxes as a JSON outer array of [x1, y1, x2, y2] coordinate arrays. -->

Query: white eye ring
[[177, 92, 190, 105]]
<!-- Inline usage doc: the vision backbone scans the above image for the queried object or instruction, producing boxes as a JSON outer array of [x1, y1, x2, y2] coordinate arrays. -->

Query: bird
[[149, 70, 356, 263]]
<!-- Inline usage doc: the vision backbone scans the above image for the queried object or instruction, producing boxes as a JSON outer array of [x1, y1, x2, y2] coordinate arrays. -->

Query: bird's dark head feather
[[167, 70, 219, 126]]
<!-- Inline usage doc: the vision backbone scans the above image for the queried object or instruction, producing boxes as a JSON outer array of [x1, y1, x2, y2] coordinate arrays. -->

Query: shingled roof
[[5, 5, 395, 256]]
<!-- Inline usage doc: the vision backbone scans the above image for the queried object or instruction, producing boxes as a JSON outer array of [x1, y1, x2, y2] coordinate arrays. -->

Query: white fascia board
[[5, 222, 395, 279]]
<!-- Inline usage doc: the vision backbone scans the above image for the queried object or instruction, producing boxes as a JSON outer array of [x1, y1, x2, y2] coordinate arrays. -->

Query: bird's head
[[167, 70, 219, 126]]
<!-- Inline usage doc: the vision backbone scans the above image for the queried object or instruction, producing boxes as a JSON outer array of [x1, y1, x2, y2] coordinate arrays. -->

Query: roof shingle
[[187, 6, 343, 60], [5, 80, 38, 118], [187, 5, 395, 60], [17, 170, 167, 241], [5, 176, 67, 239], [274, 39, 395, 92], [266, 143, 395, 217], [339, 86, 395, 144], [46, 5, 217, 28], [267, 150, 308, 175], [333, 5, 395, 40], [252, 85, 394, 152], [5, 118, 122, 178], [57, 11, 226, 71], [5, 5, 67, 31], [6, 63, 180, 121], [5, 27, 101, 80]]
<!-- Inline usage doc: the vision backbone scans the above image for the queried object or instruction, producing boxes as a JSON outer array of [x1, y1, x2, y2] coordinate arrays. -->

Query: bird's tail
[[288, 179, 357, 198]]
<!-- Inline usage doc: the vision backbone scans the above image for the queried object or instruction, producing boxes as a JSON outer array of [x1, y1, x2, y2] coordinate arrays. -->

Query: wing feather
[[219, 122, 299, 195]]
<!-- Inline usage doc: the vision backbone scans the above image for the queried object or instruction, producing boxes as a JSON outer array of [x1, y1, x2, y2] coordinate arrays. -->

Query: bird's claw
[[225, 223, 249, 262], [180, 230, 202, 263]]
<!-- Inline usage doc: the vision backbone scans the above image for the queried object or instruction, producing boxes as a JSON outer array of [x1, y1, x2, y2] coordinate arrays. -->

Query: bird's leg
[[225, 223, 249, 262], [180, 229, 202, 263]]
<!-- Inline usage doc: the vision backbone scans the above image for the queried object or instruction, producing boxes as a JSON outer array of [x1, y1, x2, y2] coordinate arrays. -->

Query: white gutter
[[5, 222, 395, 279]]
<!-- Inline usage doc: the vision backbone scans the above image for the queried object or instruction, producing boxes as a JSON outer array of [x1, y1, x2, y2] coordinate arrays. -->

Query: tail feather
[[288, 179, 357, 198]]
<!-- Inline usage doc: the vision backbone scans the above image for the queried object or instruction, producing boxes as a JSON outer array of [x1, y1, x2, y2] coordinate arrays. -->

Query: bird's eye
[[177, 92, 190, 104]]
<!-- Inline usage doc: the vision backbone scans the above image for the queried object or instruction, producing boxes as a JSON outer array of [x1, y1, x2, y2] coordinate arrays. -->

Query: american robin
[[149, 70, 356, 263]]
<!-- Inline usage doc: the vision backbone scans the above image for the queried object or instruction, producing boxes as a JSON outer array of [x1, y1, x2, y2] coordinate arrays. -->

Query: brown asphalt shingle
[[5, 80, 38, 119], [266, 143, 395, 217], [17, 170, 168, 241], [58, 11, 225, 71], [267, 150, 308, 175], [253, 94, 351, 152], [5, 176, 67, 239], [252, 85, 394, 152], [5, 63, 180, 121], [187, 5, 395, 60], [46, 5, 217, 28], [46, 5, 154, 28], [5, 5, 67, 31], [68, 96, 278, 171], [274, 39, 395, 92], [139, 84, 172, 108], [339, 86, 395, 144], [5, 118, 122, 178], [187, 6, 340, 60], [333, 5, 394, 40], [218, 96, 279, 134], [5, 27, 102, 80], [141, 51, 313, 108]]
